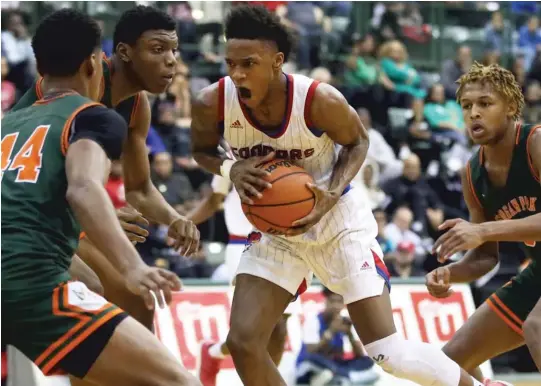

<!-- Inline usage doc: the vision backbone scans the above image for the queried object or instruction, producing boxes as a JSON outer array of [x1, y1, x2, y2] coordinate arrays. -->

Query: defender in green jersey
[[426, 62, 541, 379], [1, 9, 199, 386], [11, 5, 200, 332]]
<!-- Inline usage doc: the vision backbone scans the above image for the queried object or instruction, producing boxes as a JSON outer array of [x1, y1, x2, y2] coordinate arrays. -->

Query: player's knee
[[272, 315, 288, 341], [226, 322, 261, 356], [442, 332, 477, 371], [523, 315, 541, 347], [154, 361, 202, 386]]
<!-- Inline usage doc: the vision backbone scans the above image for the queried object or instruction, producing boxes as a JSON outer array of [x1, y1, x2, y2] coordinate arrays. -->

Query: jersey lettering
[[2, 125, 50, 183]]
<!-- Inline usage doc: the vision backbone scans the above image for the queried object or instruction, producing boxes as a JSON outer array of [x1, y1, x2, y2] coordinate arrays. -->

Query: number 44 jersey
[[1, 93, 99, 291]]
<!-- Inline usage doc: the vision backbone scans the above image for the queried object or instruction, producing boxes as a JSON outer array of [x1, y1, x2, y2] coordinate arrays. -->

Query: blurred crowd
[[2, 1, 541, 374]]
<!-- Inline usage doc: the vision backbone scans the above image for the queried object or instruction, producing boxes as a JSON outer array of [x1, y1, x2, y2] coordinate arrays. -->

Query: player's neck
[[42, 76, 88, 98], [483, 121, 518, 164], [109, 55, 143, 106], [258, 72, 287, 110]]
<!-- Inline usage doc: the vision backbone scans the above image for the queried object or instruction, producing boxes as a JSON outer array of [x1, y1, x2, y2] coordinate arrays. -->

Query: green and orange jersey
[[1, 93, 101, 291], [467, 122, 541, 261], [12, 55, 142, 126]]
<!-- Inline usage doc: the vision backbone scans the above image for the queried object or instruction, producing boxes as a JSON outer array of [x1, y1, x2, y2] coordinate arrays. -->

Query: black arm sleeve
[[68, 105, 128, 160]]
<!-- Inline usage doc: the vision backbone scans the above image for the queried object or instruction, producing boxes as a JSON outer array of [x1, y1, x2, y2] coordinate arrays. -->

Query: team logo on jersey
[[243, 231, 262, 252], [230, 119, 243, 129]]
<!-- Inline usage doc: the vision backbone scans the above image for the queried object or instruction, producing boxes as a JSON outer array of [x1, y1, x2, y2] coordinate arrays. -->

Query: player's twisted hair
[[224, 4, 294, 62], [456, 61, 524, 121]]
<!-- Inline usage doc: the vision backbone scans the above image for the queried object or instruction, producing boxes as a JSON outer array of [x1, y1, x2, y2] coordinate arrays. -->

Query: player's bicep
[[191, 84, 222, 153], [527, 126, 541, 185], [309, 83, 368, 147]]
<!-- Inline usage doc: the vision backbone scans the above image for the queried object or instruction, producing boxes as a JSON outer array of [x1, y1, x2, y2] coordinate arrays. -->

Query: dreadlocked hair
[[456, 61, 524, 121]]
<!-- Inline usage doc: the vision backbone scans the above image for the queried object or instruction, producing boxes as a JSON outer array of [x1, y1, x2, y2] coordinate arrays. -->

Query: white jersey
[[220, 74, 337, 189], [211, 175, 252, 238]]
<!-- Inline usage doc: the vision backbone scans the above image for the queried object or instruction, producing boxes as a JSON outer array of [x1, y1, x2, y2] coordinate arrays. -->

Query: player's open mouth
[[238, 87, 252, 100], [470, 123, 485, 137]]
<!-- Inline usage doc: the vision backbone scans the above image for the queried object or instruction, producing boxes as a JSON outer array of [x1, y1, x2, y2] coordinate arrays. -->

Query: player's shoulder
[[522, 122, 541, 142], [192, 80, 220, 120], [306, 78, 350, 122], [76, 104, 126, 130]]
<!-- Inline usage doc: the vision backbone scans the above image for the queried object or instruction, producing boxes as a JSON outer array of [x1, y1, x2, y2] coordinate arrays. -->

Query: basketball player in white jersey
[[190, 4, 509, 386], [188, 172, 304, 386]]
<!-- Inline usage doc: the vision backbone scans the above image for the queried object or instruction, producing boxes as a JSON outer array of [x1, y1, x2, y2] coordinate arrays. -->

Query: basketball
[[241, 159, 315, 235]]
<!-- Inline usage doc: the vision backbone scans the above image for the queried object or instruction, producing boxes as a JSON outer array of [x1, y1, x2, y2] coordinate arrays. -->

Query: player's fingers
[[438, 238, 461, 262], [237, 188, 255, 205], [242, 182, 263, 199], [432, 231, 451, 254], [438, 218, 462, 231], [244, 174, 272, 190], [139, 287, 155, 310], [121, 222, 149, 237], [124, 232, 147, 243], [254, 151, 275, 167], [159, 269, 182, 292]]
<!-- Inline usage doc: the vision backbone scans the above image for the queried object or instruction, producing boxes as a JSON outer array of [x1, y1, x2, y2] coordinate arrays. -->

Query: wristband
[[220, 159, 237, 180]]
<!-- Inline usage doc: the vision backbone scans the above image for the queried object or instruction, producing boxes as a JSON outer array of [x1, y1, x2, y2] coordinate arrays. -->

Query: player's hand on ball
[[432, 218, 485, 262], [126, 265, 182, 309], [167, 216, 200, 256], [230, 152, 275, 205], [425, 267, 454, 298], [287, 184, 340, 236], [116, 206, 149, 244]]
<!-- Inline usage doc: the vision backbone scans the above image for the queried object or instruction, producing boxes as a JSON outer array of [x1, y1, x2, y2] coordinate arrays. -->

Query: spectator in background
[[528, 49, 541, 84], [358, 108, 405, 183], [105, 161, 126, 209], [309, 66, 332, 84], [512, 56, 527, 91], [96, 19, 113, 58], [518, 15, 541, 71], [441, 45, 472, 99], [353, 159, 388, 210], [387, 241, 425, 278], [484, 11, 513, 56], [384, 206, 424, 259], [151, 152, 197, 215], [1, 10, 35, 93], [296, 288, 378, 386], [379, 40, 425, 126], [373, 208, 394, 258], [524, 81, 541, 123], [1, 57, 16, 113], [423, 83, 467, 145], [382, 153, 444, 236], [146, 125, 167, 157]]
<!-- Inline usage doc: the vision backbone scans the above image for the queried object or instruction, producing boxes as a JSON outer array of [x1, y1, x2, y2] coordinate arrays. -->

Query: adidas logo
[[230, 120, 243, 129], [360, 261, 371, 270]]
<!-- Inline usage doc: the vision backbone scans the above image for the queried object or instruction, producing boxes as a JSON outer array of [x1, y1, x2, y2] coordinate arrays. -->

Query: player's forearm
[[187, 193, 222, 225], [328, 140, 368, 194], [447, 248, 499, 283], [67, 180, 145, 275], [193, 150, 226, 176], [125, 180, 183, 225], [480, 213, 541, 243]]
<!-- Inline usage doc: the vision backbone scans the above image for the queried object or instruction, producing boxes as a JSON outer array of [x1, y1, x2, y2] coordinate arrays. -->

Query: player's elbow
[[66, 179, 102, 208]]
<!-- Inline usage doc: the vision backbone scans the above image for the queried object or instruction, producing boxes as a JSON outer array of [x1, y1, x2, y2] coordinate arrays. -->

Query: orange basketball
[[241, 159, 315, 235]]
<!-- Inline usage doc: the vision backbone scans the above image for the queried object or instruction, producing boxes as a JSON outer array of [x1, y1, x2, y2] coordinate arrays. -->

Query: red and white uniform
[[219, 74, 389, 304]]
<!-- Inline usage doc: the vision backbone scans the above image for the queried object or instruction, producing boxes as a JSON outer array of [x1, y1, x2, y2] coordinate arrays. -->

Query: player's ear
[[507, 100, 518, 119], [116, 42, 132, 63], [273, 52, 284, 71], [85, 52, 98, 77]]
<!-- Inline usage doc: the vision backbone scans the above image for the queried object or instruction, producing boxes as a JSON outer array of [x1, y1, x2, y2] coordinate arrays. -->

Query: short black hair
[[224, 4, 294, 61], [113, 6, 177, 49], [32, 9, 101, 77]]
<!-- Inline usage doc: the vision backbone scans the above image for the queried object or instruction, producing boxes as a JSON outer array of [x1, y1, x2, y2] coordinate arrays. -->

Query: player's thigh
[[79, 244, 154, 330], [69, 255, 104, 295], [308, 235, 390, 305], [442, 301, 524, 371], [83, 316, 199, 386]]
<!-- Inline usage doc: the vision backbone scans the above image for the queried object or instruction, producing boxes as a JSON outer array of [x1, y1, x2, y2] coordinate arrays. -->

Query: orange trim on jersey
[[491, 294, 524, 326], [466, 160, 483, 209], [36, 77, 44, 99], [486, 297, 523, 336], [79, 232, 86, 240], [515, 121, 522, 145], [303, 80, 320, 128], [33, 92, 77, 106], [60, 103, 102, 156], [35, 284, 121, 375], [218, 78, 225, 122], [526, 124, 541, 183], [128, 93, 142, 128]]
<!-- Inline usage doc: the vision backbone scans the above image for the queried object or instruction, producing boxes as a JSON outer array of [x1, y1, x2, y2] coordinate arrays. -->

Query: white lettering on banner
[[151, 284, 493, 386], [410, 292, 468, 344]]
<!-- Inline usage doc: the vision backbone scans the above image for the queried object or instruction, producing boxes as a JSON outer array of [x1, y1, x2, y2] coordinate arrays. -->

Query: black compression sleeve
[[69, 105, 128, 160]]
